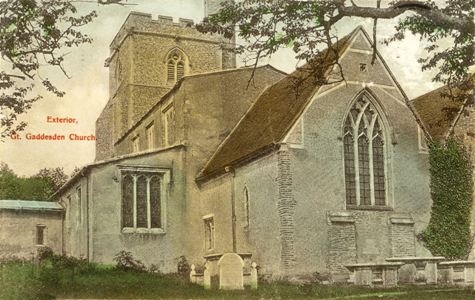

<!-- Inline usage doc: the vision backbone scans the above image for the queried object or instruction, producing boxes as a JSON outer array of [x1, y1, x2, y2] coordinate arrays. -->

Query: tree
[[0, 0, 140, 139], [70, 166, 81, 178], [0, 0, 98, 139], [198, 0, 474, 134], [35, 167, 68, 191], [0, 162, 69, 200]]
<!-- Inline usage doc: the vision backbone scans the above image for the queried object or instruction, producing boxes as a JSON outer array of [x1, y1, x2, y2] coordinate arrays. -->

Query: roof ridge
[[114, 65, 284, 145]]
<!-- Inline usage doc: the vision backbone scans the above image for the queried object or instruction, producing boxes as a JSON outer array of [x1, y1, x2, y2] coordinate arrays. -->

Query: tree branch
[[337, 1, 470, 32]]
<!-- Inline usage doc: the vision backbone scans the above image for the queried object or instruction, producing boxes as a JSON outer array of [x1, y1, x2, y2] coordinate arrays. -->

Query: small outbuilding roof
[[0, 200, 63, 212]]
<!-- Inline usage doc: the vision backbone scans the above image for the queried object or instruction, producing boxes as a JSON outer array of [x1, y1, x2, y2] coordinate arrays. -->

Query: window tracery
[[166, 49, 187, 83], [343, 94, 387, 207]]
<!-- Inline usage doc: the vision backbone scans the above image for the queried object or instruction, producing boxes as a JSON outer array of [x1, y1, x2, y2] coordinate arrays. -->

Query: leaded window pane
[[120, 171, 165, 230], [358, 135, 371, 205], [343, 95, 387, 208], [136, 176, 148, 228], [344, 132, 356, 205], [373, 136, 386, 205], [244, 187, 250, 227], [150, 176, 161, 229], [122, 175, 134, 227]]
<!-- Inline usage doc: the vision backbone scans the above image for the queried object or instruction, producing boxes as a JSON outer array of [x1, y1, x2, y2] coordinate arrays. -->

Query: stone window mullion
[[132, 175, 137, 228], [368, 115, 377, 206], [147, 177, 151, 229], [353, 125, 360, 205], [344, 94, 387, 208]]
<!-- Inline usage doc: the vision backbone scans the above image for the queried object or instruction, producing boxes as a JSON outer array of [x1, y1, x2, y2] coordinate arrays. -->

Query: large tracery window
[[343, 94, 387, 208], [120, 167, 170, 233], [166, 49, 187, 83]]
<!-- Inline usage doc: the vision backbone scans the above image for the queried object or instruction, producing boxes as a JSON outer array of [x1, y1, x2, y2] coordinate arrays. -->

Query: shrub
[[423, 138, 474, 259], [177, 255, 190, 278], [148, 264, 162, 274], [37, 246, 54, 261], [113, 250, 146, 272]]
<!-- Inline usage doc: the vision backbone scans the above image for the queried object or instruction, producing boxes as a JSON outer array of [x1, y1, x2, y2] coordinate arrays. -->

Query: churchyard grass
[[1, 261, 475, 300]]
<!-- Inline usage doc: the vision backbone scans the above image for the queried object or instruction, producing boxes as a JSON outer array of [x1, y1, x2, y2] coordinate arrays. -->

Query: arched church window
[[343, 94, 387, 207], [166, 49, 187, 83], [243, 186, 250, 228]]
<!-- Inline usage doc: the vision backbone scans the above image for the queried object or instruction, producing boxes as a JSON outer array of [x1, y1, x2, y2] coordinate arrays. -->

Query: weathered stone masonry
[[277, 145, 297, 273]]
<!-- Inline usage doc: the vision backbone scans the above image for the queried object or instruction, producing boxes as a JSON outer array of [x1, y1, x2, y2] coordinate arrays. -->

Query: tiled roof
[[0, 200, 63, 212], [197, 27, 360, 182], [411, 78, 473, 140]]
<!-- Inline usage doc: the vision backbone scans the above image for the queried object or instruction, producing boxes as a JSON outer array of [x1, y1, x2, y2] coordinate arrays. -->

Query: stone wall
[[198, 153, 282, 278], [200, 29, 433, 281], [0, 210, 62, 259], [61, 147, 186, 272], [95, 11, 236, 161], [327, 219, 357, 275], [277, 145, 297, 273], [180, 66, 284, 267], [390, 221, 416, 257], [60, 176, 89, 258]]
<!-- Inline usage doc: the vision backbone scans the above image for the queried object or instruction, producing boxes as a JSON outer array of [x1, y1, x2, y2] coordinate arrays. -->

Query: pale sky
[[0, 0, 444, 176]]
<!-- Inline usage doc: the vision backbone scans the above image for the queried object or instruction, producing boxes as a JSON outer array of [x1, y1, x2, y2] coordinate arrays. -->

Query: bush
[[423, 138, 474, 259], [177, 255, 190, 278], [37, 246, 54, 261], [148, 264, 162, 274], [113, 250, 146, 272], [36, 250, 97, 284]]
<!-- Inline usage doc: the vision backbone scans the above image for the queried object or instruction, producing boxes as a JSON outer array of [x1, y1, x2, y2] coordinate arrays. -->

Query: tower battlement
[[109, 11, 223, 52], [96, 9, 236, 161]]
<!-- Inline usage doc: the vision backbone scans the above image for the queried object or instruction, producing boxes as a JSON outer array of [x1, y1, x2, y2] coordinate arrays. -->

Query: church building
[[51, 3, 448, 282]]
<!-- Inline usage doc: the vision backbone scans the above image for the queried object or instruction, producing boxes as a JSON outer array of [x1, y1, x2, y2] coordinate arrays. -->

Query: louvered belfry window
[[343, 94, 387, 207], [166, 49, 186, 83]]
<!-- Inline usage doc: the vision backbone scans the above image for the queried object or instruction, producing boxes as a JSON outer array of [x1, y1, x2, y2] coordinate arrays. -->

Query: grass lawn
[[1, 261, 475, 300]]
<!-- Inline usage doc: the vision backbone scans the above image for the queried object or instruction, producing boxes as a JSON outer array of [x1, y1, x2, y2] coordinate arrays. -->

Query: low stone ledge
[[386, 257, 445, 262], [346, 205, 393, 211], [389, 217, 415, 224], [438, 261, 475, 266], [345, 262, 404, 270], [328, 212, 355, 224], [203, 252, 252, 261], [204, 253, 224, 261]]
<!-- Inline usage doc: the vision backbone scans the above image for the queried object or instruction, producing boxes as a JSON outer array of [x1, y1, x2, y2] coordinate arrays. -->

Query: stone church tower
[[95, 6, 236, 161], [205, 0, 226, 16]]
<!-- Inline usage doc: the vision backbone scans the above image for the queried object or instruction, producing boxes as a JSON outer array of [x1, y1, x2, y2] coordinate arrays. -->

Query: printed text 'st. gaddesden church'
[[52, 1, 444, 281]]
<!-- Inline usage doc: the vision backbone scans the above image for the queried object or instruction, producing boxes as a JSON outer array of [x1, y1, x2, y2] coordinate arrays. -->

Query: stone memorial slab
[[218, 253, 244, 290]]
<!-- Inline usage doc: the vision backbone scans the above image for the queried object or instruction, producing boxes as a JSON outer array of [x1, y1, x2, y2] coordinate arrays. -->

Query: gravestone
[[190, 264, 196, 283], [250, 262, 258, 289], [218, 253, 244, 290], [203, 261, 211, 290]]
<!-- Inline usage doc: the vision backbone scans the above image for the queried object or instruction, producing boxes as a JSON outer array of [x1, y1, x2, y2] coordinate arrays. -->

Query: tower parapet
[[109, 12, 230, 53], [95, 11, 236, 161]]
